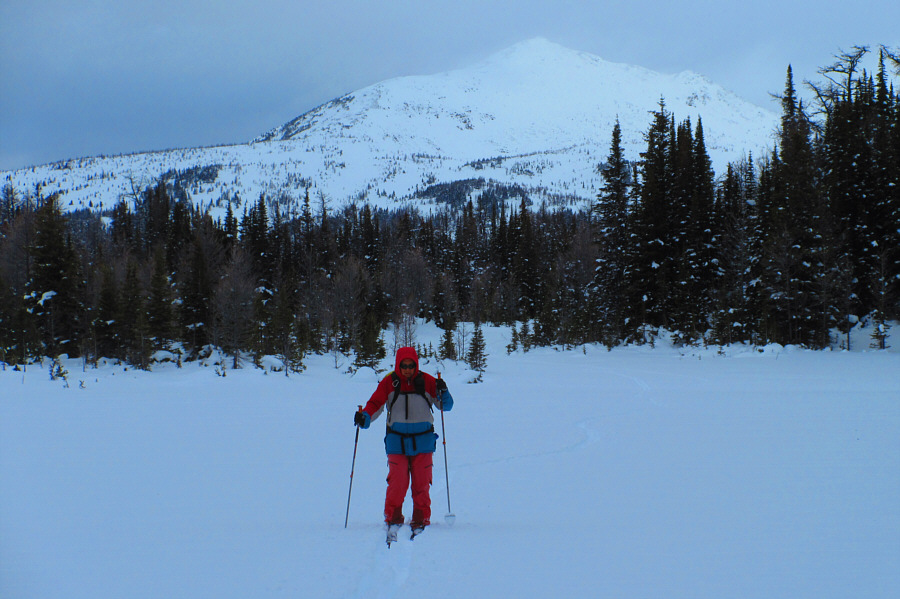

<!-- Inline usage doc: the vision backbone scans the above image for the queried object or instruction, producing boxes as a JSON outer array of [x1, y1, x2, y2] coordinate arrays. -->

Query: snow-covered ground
[[2, 323, 898, 599]]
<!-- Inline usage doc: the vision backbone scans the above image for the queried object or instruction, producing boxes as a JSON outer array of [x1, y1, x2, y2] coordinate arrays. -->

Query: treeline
[[0, 49, 898, 369], [0, 181, 571, 370], [596, 52, 900, 349]]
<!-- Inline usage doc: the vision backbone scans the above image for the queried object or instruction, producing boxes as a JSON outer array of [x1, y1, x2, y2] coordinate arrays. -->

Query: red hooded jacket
[[362, 347, 443, 427]]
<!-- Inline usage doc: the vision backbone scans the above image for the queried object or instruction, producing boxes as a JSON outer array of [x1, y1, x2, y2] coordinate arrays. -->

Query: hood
[[394, 346, 420, 378]]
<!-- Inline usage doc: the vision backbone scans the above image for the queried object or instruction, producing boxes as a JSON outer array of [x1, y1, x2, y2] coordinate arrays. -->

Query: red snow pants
[[384, 452, 433, 526]]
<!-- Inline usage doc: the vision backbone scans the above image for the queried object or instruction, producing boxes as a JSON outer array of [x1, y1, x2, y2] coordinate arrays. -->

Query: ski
[[410, 525, 426, 540], [386, 523, 401, 547]]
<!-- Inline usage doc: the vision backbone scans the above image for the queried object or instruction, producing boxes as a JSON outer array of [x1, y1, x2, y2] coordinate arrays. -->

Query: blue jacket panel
[[385, 421, 438, 456]]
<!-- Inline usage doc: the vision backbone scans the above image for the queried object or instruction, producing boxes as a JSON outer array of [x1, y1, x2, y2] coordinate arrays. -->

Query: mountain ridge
[[3, 38, 778, 216]]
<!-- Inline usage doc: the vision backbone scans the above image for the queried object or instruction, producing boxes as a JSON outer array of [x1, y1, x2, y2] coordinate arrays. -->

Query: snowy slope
[[2, 324, 898, 599], [1, 39, 778, 218], [261, 38, 775, 168]]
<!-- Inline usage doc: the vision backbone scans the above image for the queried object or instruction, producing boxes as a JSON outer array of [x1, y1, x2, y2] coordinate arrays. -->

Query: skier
[[353, 346, 453, 537]]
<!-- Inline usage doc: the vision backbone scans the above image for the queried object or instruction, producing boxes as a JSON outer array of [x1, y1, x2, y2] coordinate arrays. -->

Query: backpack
[[386, 371, 428, 419], [386, 372, 435, 455]]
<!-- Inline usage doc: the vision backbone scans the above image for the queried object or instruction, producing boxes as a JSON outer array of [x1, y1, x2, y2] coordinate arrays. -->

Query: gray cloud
[[2, 0, 897, 171]]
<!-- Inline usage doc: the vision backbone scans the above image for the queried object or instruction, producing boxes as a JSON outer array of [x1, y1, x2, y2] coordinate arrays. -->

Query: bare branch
[[881, 44, 900, 74], [817, 45, 869, 98], [803, 79, 839, 119]]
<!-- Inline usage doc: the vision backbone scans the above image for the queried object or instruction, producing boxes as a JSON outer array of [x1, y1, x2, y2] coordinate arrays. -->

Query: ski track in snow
[[455, 364, 661, 472], [596, 364, 660, 406], [455, 413, 607, 472], [353, 527, 412, 599]]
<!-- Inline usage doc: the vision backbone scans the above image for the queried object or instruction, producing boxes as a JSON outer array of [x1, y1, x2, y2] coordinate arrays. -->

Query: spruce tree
[[140, 182, 171, 253], [27, 194, 85, 356], [355, 307, 385, 370], [120, 260, 148, 367], [94, 266, 120, 359], [668, 117, 698, 339], [271, 284, 305, 374], [213, 248, 255, 367], [452, 201, 478, 311], [167, 199, 193, 270], [466, 321, 487, 376], [147, 246, 173, 348], [109, 200, 136, 252], [593, 119, 632, 345], [180, 234, 214, 355], [821, 59, 876, 316], [872, 50, 900, 319], [1, 184, 18, 228], [241, 194, 271, 285], [512, 196, 539, 320], [714, 157, 767, 344], [224, 203, 239, 253], [439, 323, 457, 361], [761, 66, 829, 346], [361, 204, 380, 276], [0, 274, 25, 364], [684, 117, 717, 339], [629, 100, 675, 335]]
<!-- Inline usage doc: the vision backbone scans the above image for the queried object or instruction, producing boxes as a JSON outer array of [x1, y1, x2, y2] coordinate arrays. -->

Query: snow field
[[1, 327, 898, 598]]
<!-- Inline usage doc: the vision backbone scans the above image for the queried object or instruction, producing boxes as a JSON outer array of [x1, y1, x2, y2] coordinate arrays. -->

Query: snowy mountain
[[2, 38, 778, 217]]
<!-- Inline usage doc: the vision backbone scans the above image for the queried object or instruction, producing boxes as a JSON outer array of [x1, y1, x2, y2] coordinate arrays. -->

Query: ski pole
[[437, 373, 456, 524], [344, 405, 363, 528]]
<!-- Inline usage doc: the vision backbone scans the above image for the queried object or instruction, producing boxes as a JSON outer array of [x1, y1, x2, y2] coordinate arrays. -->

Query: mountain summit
[[262, 38, 775, 157], [5, 38, 777, 214]]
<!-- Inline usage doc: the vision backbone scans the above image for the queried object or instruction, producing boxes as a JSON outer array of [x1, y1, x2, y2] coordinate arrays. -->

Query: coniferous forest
[[1, 49, 898, 371]]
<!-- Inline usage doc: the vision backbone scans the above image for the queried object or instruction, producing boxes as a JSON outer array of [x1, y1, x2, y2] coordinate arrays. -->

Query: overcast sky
[[2, 0, 898, 172]]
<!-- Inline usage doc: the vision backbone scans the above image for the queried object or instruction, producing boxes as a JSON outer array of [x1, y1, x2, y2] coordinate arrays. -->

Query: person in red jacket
[[353, 347, 453, 532]]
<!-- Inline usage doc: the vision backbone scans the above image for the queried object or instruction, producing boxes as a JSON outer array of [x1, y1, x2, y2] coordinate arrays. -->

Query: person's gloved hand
[[436, 378, 453, 410], [439, 387, 453, 411], [353, 411, 370, 428]]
